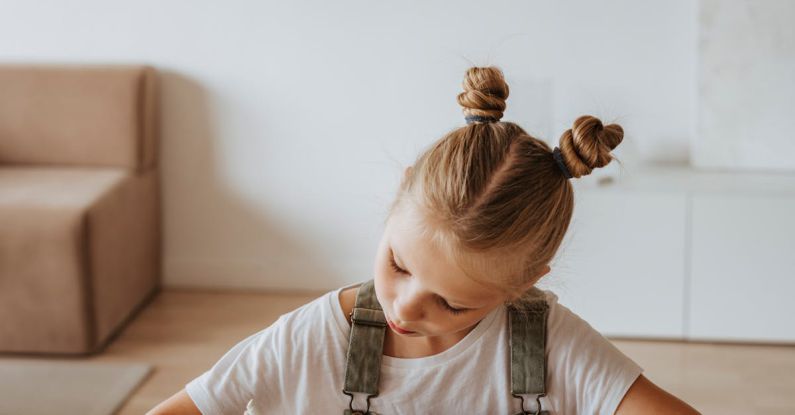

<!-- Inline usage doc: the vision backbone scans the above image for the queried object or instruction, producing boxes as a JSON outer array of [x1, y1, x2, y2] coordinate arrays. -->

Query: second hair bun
[[558, 115, 624, 178]]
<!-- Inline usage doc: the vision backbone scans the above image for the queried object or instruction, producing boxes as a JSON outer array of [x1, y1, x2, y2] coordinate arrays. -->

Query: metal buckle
[[513, 393, 545, 415], [343, 389, 377, 415]]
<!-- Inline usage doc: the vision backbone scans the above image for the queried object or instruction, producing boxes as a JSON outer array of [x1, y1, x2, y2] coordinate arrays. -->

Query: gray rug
[[0, 358, 152, 415]]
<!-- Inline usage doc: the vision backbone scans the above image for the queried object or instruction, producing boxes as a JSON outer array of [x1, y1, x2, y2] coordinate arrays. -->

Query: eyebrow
[[391, 246, 478, 308]]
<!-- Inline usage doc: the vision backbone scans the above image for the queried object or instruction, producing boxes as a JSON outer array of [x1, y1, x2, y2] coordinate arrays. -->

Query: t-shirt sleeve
[[185, 317, 284, 415], [547, 301, 644, 415]]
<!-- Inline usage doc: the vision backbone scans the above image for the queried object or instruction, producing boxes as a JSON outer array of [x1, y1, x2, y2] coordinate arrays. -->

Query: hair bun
[[457, 67, 510, 122], [558, 115, 624, 178]]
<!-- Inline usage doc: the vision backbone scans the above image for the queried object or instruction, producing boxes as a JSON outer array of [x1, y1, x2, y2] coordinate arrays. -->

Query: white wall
[[0, 0, 696, 292], [695, 0, 795, 172]]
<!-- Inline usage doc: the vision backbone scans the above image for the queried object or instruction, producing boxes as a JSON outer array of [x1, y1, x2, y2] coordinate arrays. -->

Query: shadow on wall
[[158, 70, 336, 293]]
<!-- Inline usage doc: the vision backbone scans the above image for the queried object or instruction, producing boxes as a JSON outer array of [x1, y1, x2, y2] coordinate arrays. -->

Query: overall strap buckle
[[512, 392, 547, 415], [342, 390, 378, 415]]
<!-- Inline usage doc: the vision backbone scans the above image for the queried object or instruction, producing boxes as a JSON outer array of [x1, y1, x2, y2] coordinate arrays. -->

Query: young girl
[[148, 67, 700, 415]]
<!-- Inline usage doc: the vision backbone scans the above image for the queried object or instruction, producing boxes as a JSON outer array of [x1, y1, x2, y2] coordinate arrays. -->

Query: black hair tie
[[552, 147, 573, 179], [465, 114, 498, 124]]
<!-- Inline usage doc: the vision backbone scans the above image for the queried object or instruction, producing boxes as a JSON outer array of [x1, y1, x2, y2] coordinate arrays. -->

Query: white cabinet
[[555, 165, 795, 342], [552, 188, 687, 339], [689, 194, 795, 342]]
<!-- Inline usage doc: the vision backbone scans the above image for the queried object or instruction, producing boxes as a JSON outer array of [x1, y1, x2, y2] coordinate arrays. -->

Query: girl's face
[[373, 205, 508, 340]]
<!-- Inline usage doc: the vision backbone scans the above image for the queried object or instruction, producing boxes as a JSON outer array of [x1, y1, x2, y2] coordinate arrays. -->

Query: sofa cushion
[[0, 166, 127, 353]]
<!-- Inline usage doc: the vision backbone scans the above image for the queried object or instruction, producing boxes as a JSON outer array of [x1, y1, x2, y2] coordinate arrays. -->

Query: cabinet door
[[689, 194, 795, 342], [550, 188, 687, 338]]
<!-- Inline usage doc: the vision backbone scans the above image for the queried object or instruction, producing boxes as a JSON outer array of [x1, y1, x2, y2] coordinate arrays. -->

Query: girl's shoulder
[[266, 287, 342, 339], [338, 284, 359, 326], [536, 288, 593, 337], [270, 280, 366, 342]]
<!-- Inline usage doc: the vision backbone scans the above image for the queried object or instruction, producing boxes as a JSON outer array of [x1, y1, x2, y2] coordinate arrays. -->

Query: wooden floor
[[84, 289, 795, 414]]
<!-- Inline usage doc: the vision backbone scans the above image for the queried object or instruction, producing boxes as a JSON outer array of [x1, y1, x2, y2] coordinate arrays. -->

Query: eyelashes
[[439, 299, 467, 315], [387, 253, 468, 315], [388, 255, 406, 275]]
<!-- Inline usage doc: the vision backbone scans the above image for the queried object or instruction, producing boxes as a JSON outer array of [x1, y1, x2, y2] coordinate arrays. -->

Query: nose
[[393, 281, 424, 322]]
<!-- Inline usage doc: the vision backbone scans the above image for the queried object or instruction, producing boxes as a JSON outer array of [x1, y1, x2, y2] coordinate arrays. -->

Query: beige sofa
[[0, 64, 161, 355]]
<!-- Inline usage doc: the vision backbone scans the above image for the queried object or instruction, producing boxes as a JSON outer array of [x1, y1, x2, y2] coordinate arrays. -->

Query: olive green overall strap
[[509, 291, 551, 415], [342, 279, 386, 415]]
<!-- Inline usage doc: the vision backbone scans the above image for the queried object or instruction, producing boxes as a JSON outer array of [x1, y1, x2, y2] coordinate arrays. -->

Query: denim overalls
[[342, 279, 550, 415]]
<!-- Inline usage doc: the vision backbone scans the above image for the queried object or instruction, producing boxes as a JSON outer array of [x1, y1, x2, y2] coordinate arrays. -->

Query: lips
[[386, 316, 415, 334]]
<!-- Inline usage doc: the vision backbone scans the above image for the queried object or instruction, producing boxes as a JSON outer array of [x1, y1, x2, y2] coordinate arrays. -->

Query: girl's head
[[373, 66, 624, 338]]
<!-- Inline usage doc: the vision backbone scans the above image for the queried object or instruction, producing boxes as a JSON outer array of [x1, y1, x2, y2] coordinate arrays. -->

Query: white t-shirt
[[185, 280, 643, 415]]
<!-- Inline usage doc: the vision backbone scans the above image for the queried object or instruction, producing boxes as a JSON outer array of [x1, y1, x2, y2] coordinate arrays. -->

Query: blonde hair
[[384, 66, 625, 311]]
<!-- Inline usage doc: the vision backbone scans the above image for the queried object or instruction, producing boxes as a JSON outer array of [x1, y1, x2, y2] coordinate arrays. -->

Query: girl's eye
[[438, 298, 467, 315], [388, 255, 408, 274], [388, 251, 469, 315]]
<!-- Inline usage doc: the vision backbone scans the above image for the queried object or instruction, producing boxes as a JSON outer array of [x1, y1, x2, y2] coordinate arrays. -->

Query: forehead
[[386, 207, 503, 306]]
